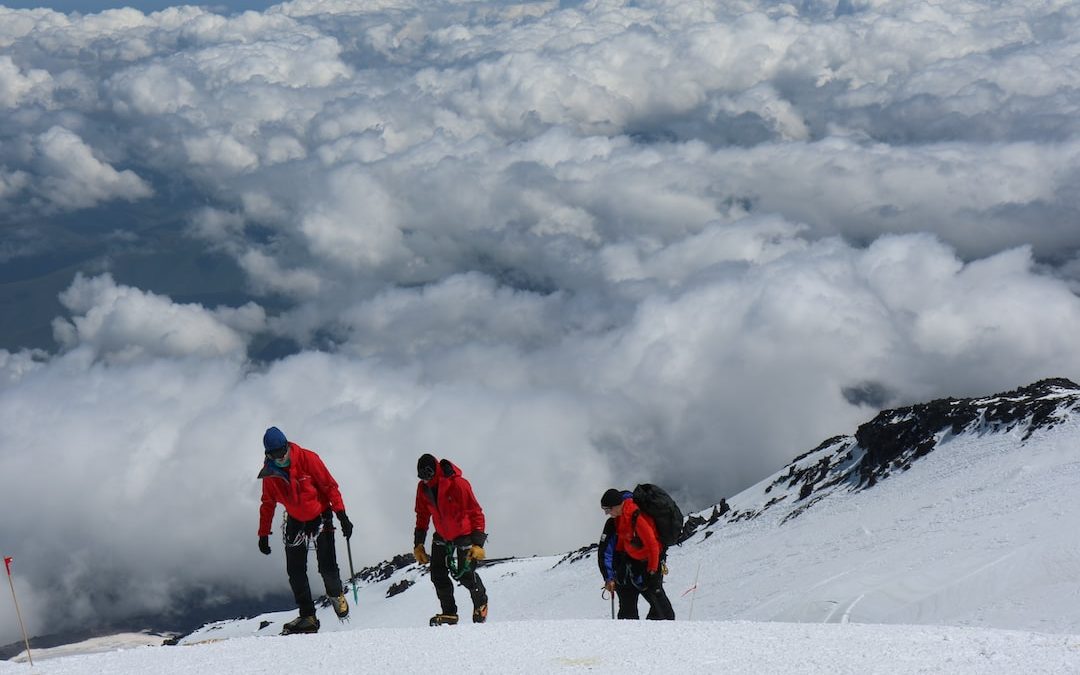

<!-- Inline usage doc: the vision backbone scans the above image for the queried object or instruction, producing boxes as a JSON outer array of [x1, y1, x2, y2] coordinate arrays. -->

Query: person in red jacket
[[412, 453, 488, 626], [258, 426, 354, 634], [601, 488, 675, 620]]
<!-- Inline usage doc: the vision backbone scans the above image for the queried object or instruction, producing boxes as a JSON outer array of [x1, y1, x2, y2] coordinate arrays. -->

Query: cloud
[[0, 167, 30, 200], [186, 32, 351, 89], [0, 348, 46, 387], [237, 248, 325, 298], [51, 273, 264, 363], [33, 126, 153, 210], [183, 130, 261, 174], [106, 62, 197, 115], [334, 271, 564, 358], [297, 166, 408, 271], [1, 0, 1080, 644], [0, 54, 52, 108]]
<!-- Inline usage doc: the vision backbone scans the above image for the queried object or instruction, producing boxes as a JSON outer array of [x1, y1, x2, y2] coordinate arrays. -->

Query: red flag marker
[[4, 555, 33, 666]]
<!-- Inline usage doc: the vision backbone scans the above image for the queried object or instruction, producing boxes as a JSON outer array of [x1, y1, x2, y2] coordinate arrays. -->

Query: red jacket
[[258, 443, 344, 537], [414, 459, 485, 542], [615, 499, 662, 573]]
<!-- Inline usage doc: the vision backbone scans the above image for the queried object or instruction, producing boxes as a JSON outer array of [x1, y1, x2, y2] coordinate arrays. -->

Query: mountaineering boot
[[472, 604, 488, 624], [429, 613, 459, 626], [281, 615, 320, 635], [331, 593, 349, 619]]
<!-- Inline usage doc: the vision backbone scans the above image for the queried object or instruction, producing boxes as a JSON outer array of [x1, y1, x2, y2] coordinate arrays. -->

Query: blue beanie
[[263, 426, 288, 452]]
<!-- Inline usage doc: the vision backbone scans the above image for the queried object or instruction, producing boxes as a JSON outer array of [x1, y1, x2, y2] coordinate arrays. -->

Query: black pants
[[429, 536, 487, 616], [621, 558, 675, 620], [615, 584, 641, 619], [284, 511, 343, 617]]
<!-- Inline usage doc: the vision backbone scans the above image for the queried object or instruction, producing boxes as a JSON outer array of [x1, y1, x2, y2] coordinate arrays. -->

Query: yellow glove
[[662, 561, 669, 576], [413, 544, 430, 565], [467, 545, 486, 561]]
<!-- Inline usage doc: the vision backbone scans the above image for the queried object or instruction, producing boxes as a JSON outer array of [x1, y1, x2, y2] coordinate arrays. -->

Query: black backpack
[[631, 483, 685, 547]]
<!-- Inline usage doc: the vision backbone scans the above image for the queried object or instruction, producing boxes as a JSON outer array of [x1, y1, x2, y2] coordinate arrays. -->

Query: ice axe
[[345, 537, 359, 605]]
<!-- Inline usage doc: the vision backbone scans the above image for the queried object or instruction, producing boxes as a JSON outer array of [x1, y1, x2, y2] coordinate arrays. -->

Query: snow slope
[[8, 379, 1080, 672], [172, 379, 1080, 638]]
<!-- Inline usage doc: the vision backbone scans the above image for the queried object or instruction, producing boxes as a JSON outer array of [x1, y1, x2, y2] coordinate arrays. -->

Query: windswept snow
[[6, 621, 1080, 674]]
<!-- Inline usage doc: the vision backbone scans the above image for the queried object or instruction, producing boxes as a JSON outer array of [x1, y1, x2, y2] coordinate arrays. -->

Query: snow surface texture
[[5, 633, 163, 663], [9, 381, 1080, 672], [6, 622, 1080, 674]]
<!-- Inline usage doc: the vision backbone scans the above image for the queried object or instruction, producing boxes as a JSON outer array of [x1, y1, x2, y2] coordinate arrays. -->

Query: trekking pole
[[4, 556, 33, 666], [610, 589, 615, 619], [345, 538, 359, 605]]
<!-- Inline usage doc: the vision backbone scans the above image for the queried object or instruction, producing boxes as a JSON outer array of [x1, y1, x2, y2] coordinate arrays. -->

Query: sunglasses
[[602, 506, 613, 514], [265, 445, 288, 460], [418, 465, 435, 481]]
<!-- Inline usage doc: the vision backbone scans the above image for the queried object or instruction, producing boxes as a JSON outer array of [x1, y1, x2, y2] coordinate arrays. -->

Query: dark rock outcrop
[[703, 378, 1080, 530], [855, 378, 1080, 487]]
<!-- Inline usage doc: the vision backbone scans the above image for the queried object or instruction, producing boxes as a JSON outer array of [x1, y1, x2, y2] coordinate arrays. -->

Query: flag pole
[[688, 562, 701, 621], [4, 556, 33, 666]]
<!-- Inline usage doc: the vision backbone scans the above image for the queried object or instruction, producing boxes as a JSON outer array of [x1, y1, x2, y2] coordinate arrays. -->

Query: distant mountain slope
[[683, 377, 1080, 530], [169, 377, 1080, 644]]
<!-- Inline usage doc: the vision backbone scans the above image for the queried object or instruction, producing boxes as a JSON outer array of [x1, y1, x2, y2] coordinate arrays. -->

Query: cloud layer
[[2, 0, 1080, 642]]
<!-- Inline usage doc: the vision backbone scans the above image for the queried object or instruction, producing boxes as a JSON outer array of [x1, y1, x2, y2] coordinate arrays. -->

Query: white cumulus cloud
[[52, 273, 264, 363], [34, 126, 153, 210]]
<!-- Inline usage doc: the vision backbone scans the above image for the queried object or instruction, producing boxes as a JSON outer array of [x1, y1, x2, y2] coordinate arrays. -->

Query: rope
[[445, 544, 475, 581], [282, 512, 326, 548]]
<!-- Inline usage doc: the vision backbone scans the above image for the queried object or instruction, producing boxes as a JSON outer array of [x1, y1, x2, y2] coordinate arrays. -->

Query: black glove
[[258, 535, 271, 556], [336, 511, 353, 539]]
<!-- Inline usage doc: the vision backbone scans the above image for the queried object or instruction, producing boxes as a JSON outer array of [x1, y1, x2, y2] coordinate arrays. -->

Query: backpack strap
[[629, 510, 642, 548]]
